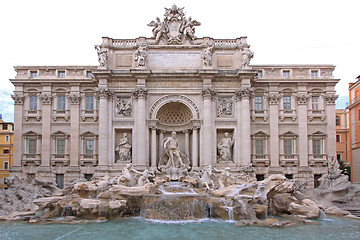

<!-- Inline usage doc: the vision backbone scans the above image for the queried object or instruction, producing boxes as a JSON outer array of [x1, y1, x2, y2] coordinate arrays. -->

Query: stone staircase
[[342, 205, 360, 217]]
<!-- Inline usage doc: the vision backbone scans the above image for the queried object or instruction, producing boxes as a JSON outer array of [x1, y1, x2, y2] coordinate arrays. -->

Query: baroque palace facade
[[10, 5, 338, 187]]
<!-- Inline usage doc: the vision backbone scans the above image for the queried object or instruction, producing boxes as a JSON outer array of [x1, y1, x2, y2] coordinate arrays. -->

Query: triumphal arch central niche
[[11, 4, 338, 185]]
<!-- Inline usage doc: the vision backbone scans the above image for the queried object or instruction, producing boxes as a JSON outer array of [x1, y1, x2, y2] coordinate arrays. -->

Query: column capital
[[325, 94, 338, 105], [96, 87, 113, 100], [11, 94, 24, 105], [69, 93, 82, 105], [132, 87, 148, 99], [267, 94, 281, 105], [40, 94, 53, 105], [183, 129, 190, 134], [235, 87, 252, 101], [201, 87, 216, 100], [296, 94, 310, 105]]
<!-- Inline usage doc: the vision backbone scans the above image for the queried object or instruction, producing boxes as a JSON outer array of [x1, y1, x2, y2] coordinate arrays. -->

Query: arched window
[[336, 116, 340, 126]]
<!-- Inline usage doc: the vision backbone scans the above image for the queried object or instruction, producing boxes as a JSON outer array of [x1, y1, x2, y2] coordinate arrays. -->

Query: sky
[[0, 0, 359, 122]]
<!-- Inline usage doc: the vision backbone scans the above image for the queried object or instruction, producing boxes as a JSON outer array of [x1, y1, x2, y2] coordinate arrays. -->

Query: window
[[30, 71, 37, 78], [336, 135, 341, 143], [254, 96, 263, 111], [359, 109, 360, 121], [257, 71, 262, 78], [85, 140, 94, 155], [314, 174, 322, 188], [4, 162, 9, 170], [27, 139, 37, 154], [336, 116, 340, 126], [284, 139, 293, 155], [283, 70, 290, 78], [56, 174, 64, 189], [58, 71, 65, 78], [86, 71, 93, 78], [283, 96, 291, 110], [313, 139, 321, 155], [5, 135, 9, 142], [3, 149, 9, 154], [312, 96, 319, 110], [2, 124, 8, 130], [57, 96, 66, 111], [311, 70, 318, 78], [255, 139, 264, 155], [337, 153, 342, 161], [56, 139, 65, 155], [29, 96, 37, 111], [86, 96, 94, 111]]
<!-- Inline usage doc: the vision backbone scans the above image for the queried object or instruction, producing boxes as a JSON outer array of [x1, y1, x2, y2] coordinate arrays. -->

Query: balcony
[[309, 153, 327, 166], [25, 110, 41, 121], [251, 154, 270, 167], [80, 154, 98, 166], [279, 154, 299, 166], [51, 153, 70, 166], [22, 154, 41, 166]]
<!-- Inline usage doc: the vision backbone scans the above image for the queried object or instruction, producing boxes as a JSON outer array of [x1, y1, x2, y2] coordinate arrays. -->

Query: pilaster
[[268, 93, 280, 168], [297, 93, 309, 167], [39, 87, 52, 172], [325, 93, 337, 157], [11, 93, 24, 172], [68, 88, 81, 174]]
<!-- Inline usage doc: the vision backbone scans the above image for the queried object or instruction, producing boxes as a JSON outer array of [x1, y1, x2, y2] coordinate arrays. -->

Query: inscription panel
[[116, 55, 133, 67], [148, 52, 201, 69]]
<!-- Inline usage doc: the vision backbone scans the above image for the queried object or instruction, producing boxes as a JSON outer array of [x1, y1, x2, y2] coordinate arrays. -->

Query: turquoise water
[[0, 217, 359, 240]]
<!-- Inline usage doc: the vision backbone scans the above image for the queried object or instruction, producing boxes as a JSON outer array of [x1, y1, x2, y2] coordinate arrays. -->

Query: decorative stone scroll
[[217, 97, 233, 116], [325, 94, 338, 105], [11, 94, 24, 105], [132, 87, 148, 99], [116, 97, 132, 116], [147, 4, 201, 45], [40, 94, 53, 105], [296, 94, 310, 105], [267, 94, 281, 105]]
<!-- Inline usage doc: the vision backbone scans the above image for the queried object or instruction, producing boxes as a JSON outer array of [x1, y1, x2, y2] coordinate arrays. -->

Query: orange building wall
[[349, 79, 360, 182]]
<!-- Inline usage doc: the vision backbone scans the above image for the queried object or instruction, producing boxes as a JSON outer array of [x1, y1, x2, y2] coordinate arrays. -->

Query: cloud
[[0, 88, 14, 122]]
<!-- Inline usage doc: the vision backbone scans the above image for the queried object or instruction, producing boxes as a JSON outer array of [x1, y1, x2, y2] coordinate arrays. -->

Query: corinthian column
[[201, 87, 216, 166], [325, 94, 337, 157], [40, 92, 53, 170], [297, 94, 309, 167], [268, 93, 280, 168], [133, 87, 147, 166], [69, 93, 81, 167], [97, 87, 111, 168], [236, 87, 252, 166], [11, 94, 24, 173]]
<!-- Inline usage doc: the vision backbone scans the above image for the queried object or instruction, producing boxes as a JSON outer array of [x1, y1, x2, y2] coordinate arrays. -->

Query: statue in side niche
[[116, 133, 132, 162], [217, 132, 234, 162]]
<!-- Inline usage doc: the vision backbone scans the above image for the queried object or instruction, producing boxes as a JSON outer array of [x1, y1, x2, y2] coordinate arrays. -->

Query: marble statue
[[241, 46, 254, 68], [116, 98, 132, 116], [136, 170, 152, 187], [147, 5, 200, 44], [217, 167, 235, 188], [95, 45, 108, 68], [115, 133, 132, 162], [217, 132, 234, 162], [202, 44, 214, 66], [197, 165, 216, 190], [327, 155, 342, 179], [163, 132, 185, 167], [134, 44, 147, 67], [118, 163, 142, 187]]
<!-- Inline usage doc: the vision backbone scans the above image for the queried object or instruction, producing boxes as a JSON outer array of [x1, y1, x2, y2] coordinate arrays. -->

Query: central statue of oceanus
[[157, 132, 191, 178]]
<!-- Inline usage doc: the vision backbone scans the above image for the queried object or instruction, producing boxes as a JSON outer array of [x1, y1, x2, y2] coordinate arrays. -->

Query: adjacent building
[[335, 109, 350, 165], [0, 115, 14, 189], [348, 75, 360, 182], [10, 5, 339, 188]]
